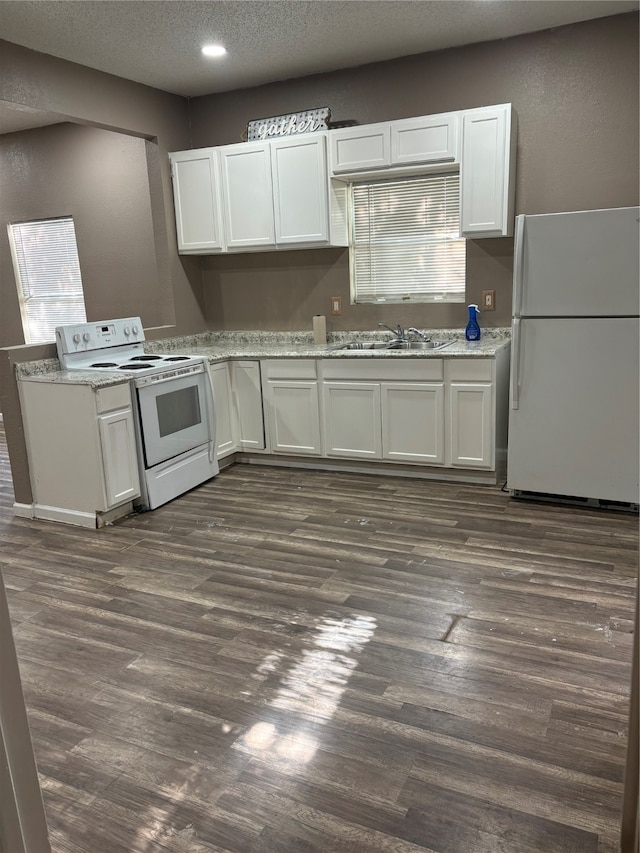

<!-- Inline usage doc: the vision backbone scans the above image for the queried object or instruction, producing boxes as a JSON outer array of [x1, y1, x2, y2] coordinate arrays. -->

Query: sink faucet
[[408, 327, 432, 342], [378, 322, 406, 340]]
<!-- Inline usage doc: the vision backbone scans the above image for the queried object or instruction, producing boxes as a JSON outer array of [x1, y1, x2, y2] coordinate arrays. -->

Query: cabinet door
[[391, 115, 459, 166], [322, 381, 382, 459], [449, 382, 493, 468], [329, 123, 391, 174], [220, 142, 275, 249], [169, 149, 224, 253], [211, 363, 237, 458], [231, 361, 265, 450], [266, 380, 321, 455], [98, 408, 140, 508], [460, 105, 513, 238], [271, 134, 330, 246], [381, 382, 445, 464]]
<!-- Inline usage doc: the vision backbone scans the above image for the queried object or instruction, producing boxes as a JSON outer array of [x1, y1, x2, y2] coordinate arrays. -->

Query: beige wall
[[190, 13, 639, 333]]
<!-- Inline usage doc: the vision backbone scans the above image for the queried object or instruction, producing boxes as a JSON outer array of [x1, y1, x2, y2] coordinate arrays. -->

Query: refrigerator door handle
[[513, 214, 525, 318], [511, 318, 521, 410]]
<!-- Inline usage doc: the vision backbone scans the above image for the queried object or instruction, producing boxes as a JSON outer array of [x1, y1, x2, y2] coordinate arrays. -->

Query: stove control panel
[[56, 317, 145, 355]]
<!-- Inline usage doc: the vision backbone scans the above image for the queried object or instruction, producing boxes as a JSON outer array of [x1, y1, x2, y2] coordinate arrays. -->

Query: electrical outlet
[[331, 296, 342, 316], [482, 290, 496, 311]]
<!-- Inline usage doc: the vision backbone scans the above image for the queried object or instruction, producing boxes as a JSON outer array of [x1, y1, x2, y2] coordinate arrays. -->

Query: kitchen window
[[8, 216, 87, 344], [349, 173, 465, 304]]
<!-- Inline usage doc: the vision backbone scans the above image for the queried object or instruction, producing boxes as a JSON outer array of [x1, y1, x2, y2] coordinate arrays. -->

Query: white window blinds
[[350, 174, 466, 304], [8, 217, 87, 344]]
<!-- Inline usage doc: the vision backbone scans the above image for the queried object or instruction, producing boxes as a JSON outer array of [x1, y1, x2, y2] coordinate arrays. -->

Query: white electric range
[[56, 318, 219, 510]]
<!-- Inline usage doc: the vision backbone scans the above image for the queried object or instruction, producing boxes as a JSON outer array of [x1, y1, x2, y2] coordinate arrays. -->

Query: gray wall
[[0, 123, 162, 345], [189, 13, 639, 333], [0, 39, 202, 504]]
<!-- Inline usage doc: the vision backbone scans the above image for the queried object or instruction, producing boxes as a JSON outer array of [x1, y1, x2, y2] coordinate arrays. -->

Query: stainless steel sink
[[330, 339, 454, 352], [330, 340, 391, 350], [386, 340, 454, 351]]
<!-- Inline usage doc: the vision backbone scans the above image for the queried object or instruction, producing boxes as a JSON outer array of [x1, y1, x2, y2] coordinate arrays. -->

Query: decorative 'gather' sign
[[246, 107, 331, 141]]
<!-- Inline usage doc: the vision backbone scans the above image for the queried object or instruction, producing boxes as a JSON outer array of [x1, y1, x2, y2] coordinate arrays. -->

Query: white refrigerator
[[507, 206, 640, 507]]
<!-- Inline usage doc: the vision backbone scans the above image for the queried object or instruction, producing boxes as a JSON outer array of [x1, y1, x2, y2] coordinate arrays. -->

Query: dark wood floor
[[1, 422, 637, 853]]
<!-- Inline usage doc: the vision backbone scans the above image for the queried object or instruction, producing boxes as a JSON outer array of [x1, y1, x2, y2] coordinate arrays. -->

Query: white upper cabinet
[[169, 148, 224, 253], [220, 141, 276, 250], [330, 112, 460, 176], [171, 132, 347, 254], [329, 123, 391, 173], [271, 134, 330, 246], [328, 103, 516, 238], [390, 114, 459, 166], [170, 103, 516, 250], [460, 104, 516, 238]]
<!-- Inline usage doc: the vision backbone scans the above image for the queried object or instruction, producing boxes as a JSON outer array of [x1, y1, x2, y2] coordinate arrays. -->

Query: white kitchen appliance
[[508, 206, 640, 509], [56, 317, 219, 509]]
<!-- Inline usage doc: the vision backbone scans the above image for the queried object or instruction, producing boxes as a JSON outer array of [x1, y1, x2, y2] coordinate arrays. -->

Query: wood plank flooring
[[1, 421, 637, 853]]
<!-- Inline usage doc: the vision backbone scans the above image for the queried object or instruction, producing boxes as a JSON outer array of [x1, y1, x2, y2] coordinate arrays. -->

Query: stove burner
[[130, 355, 163, 361], [119, 363, 152, 370], [164, 356, 190, 361], [91, 362, 118, 368]]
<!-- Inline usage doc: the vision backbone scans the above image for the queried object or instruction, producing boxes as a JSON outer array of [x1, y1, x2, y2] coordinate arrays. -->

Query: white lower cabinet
[[227, 355, 505, 474], [19, 380, 140, 527], [210, 362, 237, 459], [232, 361, 265, 451], [321, 359, 445, 466], [446, 359, 495, 469], [262, 361, 321, 455], [210, 360, 266, 459], [97, 407, 141, 507], [323, 382, 382, 459], [381, 382, 445, 464]]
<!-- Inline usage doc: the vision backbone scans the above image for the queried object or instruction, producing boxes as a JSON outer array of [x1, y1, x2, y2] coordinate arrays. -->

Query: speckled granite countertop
[[17, 328, 510, 387]]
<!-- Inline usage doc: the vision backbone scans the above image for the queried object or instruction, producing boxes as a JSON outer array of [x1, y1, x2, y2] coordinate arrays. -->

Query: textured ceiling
[[1, 0, 638, 98]]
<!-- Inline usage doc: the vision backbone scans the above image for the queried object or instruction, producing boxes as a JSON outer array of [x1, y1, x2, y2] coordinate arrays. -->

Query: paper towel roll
[[313, 314, 327, 345]]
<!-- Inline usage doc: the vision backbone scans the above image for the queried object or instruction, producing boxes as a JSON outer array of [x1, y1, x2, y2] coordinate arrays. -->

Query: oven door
[[136, 368, 214, 468]]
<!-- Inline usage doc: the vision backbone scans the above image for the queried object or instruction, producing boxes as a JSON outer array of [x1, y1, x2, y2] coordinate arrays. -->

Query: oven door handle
[[203, 359, 217, 464]]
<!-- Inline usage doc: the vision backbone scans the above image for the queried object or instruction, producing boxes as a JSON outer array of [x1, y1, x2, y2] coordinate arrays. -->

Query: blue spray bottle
[[465, 304, 481, 341]]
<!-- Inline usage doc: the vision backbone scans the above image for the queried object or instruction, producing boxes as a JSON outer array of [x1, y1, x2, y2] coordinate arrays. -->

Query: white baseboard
[[234, 453, 500, 485], [12, 502, 34, 519], [31, 504, 97, 528]]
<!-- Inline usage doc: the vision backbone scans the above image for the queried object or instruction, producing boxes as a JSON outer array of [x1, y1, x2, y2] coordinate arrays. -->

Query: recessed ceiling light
[[201, 44, 227, 58]]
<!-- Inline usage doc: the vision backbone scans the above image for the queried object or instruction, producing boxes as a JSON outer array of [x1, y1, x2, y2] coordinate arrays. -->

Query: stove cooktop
[[76, 352, 201, 376], [86, 354, 194, 368]]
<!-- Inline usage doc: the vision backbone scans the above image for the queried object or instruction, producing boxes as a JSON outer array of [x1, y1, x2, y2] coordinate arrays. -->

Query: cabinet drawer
[[262, 359, 317, 380], [447, 359, 493, 381], [322, 358, 443, 382], [95, 383, 132, 414]]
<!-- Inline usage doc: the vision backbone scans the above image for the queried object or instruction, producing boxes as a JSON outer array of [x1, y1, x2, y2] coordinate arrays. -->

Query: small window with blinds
[[8, 216, 87, 345], [349, 173, 465, 304]]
